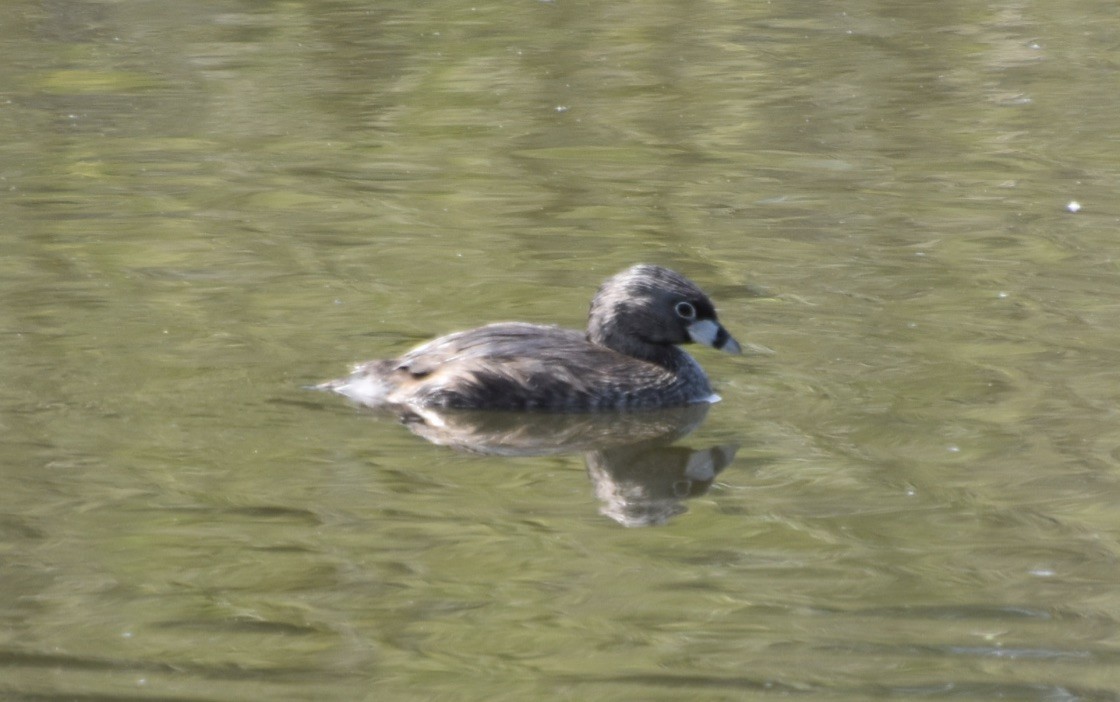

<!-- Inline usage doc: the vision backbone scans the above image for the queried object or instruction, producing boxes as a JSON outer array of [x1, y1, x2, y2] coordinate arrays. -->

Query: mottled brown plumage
[[318, 264, 740, 411]]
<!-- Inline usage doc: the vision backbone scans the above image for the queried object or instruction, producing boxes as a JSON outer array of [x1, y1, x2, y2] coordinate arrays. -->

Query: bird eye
[[674, 301, 696, 319]]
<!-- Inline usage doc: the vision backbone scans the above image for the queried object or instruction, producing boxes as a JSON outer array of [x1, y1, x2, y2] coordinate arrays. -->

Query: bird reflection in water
[[393, 403, 737, 527]]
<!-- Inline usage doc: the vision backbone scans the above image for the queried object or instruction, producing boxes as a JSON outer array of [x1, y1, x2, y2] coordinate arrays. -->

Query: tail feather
[[313, 360, 397, 408]]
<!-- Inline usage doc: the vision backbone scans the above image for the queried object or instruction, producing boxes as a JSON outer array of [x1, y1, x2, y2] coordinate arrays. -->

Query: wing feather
[[386, 323, 694, 410]]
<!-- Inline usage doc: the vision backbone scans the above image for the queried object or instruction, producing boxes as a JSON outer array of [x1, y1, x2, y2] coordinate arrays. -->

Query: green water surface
[[3, 1, 1120, 700]]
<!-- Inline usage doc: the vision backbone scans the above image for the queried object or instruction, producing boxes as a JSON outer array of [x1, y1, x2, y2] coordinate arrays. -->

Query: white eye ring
[[674, 301, 696, 320]]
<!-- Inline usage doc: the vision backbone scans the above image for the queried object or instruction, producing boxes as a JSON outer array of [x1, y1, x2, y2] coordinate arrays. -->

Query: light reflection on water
[[3, 0, 1120, 700]]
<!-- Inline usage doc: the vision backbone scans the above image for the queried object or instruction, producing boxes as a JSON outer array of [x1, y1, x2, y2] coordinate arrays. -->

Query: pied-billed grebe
[[318, 264, 741, 411]]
